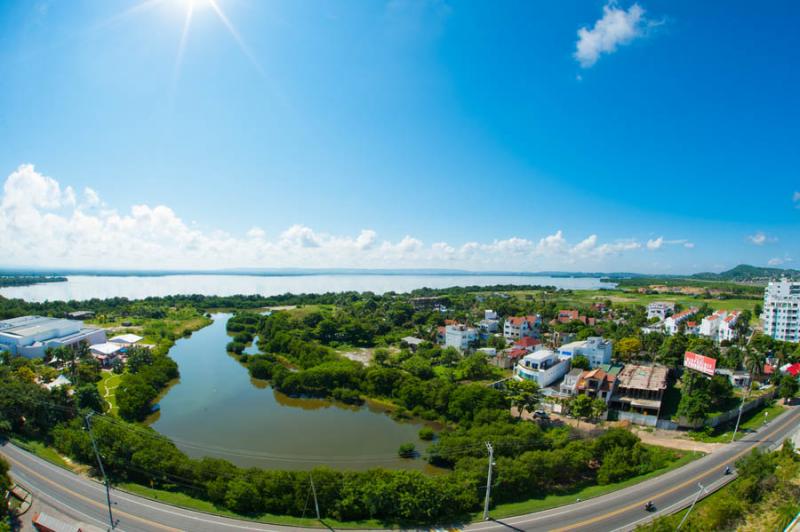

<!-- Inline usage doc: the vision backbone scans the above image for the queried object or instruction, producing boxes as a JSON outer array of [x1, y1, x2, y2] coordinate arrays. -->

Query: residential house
[[503, 315, 541, 341], [515, 349, 570, 387], [560, 368, 583, 396], [491, 347, 527, 369], [647, 302, 675, 321], [664, 308, 698, 335], [513, 336, 541, 352], [445, 325, 478, 351], [557, 337, 613, 368], [699, 310, 741, 343]]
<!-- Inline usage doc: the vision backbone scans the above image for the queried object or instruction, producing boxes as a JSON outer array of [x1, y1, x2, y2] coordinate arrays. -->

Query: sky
[[0, 0, 797, 273]]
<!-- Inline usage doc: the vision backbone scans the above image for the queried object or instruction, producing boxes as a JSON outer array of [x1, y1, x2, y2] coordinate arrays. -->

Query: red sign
[[684, 351, 717, 376]]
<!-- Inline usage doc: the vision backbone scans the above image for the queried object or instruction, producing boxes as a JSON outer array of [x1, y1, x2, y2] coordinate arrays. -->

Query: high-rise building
[[762, 279, 800, 343]]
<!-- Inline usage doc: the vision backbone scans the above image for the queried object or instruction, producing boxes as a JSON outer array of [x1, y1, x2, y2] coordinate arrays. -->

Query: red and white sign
[[684, 351, 717, 376]]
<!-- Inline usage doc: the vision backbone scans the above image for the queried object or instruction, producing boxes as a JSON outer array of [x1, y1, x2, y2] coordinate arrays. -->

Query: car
[[533, 410, 550, 419]]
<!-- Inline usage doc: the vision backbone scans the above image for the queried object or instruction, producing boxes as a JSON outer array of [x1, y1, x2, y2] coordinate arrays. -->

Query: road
[[2, 404, 798, 532]]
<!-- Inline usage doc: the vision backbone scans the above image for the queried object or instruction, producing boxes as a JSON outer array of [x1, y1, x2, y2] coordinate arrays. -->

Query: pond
[[148, 314, 436, 471]]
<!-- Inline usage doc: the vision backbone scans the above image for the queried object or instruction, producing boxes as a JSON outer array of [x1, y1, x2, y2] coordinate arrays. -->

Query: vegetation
[[0, 275, 66, 287], [0, 456, 11, 526]]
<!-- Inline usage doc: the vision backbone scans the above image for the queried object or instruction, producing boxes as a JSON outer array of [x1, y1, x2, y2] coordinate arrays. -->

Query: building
[[699, 310, 741, 343], [647, 302, 675, 320], [557, 337, 613, 368], [0, 316, 107, 358], [560, 368, 584, 396], [610, 364, 669, 419], [109, 333, 143, 346], [503, 315, 541, 341], [484, 310, 498, 320], [67, 310, 95, 320], [664, 308, 698, 335], [479, 319, 499, 333], [490, 348, 526, 369], [401, 336, 425, 351], [715, 368, 751, 388], [515, 349, 570, 387], [576, 368, 617, 404], [762, 279, 800, 343], [444, 325, 478, 351], [43, 374, 72, 391], [89, 342, 124, 367], [513, 336, 541, 352]]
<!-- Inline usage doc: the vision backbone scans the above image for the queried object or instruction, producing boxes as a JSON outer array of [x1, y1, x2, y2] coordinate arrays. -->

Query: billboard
[[684, 351, 717, 376]]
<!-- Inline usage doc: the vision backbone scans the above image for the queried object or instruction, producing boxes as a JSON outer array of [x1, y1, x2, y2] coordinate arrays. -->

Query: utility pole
[[676, 483, 706, 530], [310, 473, 321, 520], [731, 368, 753, 443], [85, 412, 115, 530], [482, 442, 494, 521]]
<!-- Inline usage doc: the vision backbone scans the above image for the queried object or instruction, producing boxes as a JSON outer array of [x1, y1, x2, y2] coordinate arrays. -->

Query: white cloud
[[747, 232, 776, 246], [646, 236, 694, 250], [0, 164, 664, 270], [574, 2, 650, 68]]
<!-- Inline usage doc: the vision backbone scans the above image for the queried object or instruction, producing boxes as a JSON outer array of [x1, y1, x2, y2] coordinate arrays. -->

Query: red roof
[[787, 363, 800, 378], [514, 337, 540, 348], [508, 348, 528, 359], [444, 319, 458, 326]]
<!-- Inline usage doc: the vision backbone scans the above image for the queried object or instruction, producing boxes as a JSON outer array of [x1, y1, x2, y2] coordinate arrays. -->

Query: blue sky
[[0, 0, 797, 272]]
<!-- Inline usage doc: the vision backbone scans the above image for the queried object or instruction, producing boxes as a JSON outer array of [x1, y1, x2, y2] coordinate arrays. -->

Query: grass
[[484, 449, 704, 519], [10, 437, 73, 470], [641, 477, 735, 530], [118, 483, 385, 529], [687, 401, 786, 443], [97, 370, 122, 415]]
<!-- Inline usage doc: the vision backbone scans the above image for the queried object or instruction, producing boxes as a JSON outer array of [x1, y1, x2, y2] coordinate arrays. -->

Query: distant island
[[0, 275, 67, 288]]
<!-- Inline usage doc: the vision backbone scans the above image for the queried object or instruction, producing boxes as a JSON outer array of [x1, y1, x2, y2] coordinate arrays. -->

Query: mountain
[[692, 264, 800, 282]]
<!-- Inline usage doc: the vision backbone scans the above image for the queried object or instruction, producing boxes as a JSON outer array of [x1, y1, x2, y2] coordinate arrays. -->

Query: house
[[43, 374, 72, 391], [444, 325, 478, 351], [647, 302, 675, 320], [560, 368, 584, 396], [503, 315, 541, 341], [715, 368, 751, 388], [576, 368, 617, 404], [609, 364, 669, 419], [89, 342, 124, 367], [641, 322, 665, 335], [513, 336, 541, 351], [0, 315, 107, 358], [67, 310, 95, 320], [556, 310, 595, 326], [762, 279, 800, 343], [685, 321, 699, 335], [664, 308, 698, 335], [491, 348, 527, 369], [781, 362, 800, 378], [515, 349, 571, 387], [401, 336, 425, 352], [436, 326, 446, 344], [557, 337, 613, 368], [699, 310, 741, 343], [109, 333, 143, 346], [484, 310, 498, 320], [479, 319, 499, 333]]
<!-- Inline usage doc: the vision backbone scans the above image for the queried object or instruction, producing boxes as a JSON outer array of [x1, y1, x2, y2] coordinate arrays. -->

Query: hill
[[692, 264, 800, 282]]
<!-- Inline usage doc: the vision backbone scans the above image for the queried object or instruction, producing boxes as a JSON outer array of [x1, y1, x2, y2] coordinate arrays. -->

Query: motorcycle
[[645, 501, 655, 512]]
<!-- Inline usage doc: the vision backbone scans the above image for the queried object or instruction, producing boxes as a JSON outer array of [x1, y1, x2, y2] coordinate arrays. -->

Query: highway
[[2, 404, 798, 532]]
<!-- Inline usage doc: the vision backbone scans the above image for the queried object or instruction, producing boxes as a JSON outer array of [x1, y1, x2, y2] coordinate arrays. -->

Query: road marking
[[2, 453, 180, 532], [549, 407, 800, 531]]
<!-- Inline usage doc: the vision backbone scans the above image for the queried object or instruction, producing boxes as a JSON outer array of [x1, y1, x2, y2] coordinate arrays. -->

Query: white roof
[[110, 333, 143, 344], [90, 342, 124, 356], [523, 349, 557, 362], [45, 375, 72, 390]]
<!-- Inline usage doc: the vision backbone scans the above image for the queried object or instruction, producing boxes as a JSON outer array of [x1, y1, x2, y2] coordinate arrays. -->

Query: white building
[[515, 349, 570, 387], [647, 302, 675, 321], [557, 337, 613, 368], [503, 315, 541, 341], [699, 310, 741, 343], [445, 325, 478, 351], [484, 310, 498, 320], [762, 279, 800, 343], [109, 333, 143, 346], [479, 319, 499, 333], [90, 342, 124, 367], [664, 308, 698, 335], [0, 316, 107, 358]]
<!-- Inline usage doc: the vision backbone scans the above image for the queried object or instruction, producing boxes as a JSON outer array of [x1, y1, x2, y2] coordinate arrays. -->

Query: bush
[[398, 442, 416, 458], [418, 427, 435, 440]]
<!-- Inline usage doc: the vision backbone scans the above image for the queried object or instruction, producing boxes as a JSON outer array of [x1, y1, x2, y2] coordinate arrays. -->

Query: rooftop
[[616, 364, 668, 391], [110, 333, 143, 344]]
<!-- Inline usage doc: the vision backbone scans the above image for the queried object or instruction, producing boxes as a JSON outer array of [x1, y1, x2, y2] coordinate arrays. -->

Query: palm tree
[[744, 347, 766, 377]]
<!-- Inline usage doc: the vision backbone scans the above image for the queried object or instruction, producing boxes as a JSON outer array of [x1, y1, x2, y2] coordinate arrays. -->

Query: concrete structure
[[715, 368, 751, 388], [401, 336, 425, 351], [699, 310, 741, 343], [503, 315, 541, 341], [513, 336, 541, 352], [478, 319, 499, 333], [484, 310, 498, 320], [109, 333, 143, 346], [515, 349, 570, 387], [0, 316, 106, 358], [444, 325, 478, 351], [610, 364, 669, 419], [43, 374, 72, 391], [646, 302, 675, 320], [664, 308, 698, 335], [89, 342, 124, 367], [560, 368, 583, 396], [490, 348, 526, 369], [762, 279, 800, 343], [557, 337, 612, 368]]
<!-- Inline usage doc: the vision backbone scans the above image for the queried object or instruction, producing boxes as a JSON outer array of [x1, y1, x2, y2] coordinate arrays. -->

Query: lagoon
[[148, 313, 434, 471], [0, 273, 613, 302]]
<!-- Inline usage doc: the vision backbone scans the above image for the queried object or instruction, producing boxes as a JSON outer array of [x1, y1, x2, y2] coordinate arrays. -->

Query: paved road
[[2, 405, 798, 532]]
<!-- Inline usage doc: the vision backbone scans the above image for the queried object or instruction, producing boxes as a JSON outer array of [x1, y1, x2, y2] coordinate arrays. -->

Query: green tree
[[571, 355, 591, 370], [591, 397, 608, 422], [778, 375, 798, 404], [0, 457, 10, 524], [570, 394, 594, 427], [614, 337, 642, 362], [76, 384, 104, 412], [506, 379, 542, 419], [224, 476, 261, 514]]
